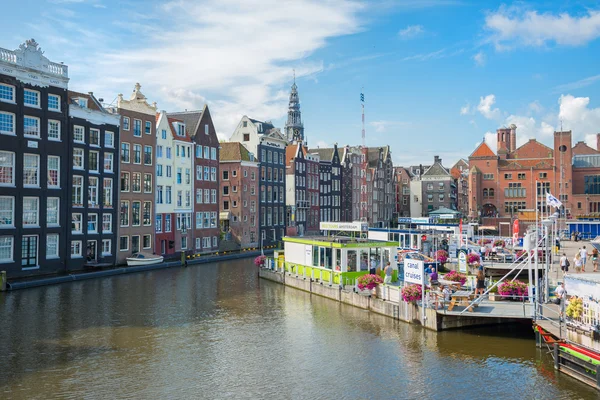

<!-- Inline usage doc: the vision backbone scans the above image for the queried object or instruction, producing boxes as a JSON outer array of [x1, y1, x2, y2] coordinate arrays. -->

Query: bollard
[[0, 271, 6, 291], [181, 251, 186, 267]]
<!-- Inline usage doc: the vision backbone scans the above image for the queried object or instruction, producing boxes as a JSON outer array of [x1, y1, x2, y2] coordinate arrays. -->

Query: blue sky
[[2, 0, 600, 167]]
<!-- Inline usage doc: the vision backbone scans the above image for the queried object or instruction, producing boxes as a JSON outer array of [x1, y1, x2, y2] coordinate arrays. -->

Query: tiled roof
[[423, 162, 450, 177], [470, 141, 496, 158], [220, 142, 246, 162], [308, 148, 334, 162], [168, 106, 206, 136], [249, 118, 275, 134], [68, 90, 104, 112], [286, 143, 301, 167], [167, 117, 192, 142], [572, 141, 599, 156]]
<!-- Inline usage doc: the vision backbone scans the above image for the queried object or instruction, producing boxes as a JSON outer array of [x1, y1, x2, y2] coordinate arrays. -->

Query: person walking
[[593, 248, 599, 272], [574, 254, 583, 273], [475, 269, 486, 297], [384, 261, 393, 284], [581, 246, 588, 272], [560, 253, 569, 275], [555, 282, 566, 320]]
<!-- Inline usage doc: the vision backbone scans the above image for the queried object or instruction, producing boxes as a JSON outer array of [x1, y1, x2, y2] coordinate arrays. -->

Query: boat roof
[[283, 236, 397, 248]]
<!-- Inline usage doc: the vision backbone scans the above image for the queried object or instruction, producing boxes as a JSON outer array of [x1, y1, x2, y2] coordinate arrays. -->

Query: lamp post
[[181, 215, 188, 267], [542, 217, 555, 303]]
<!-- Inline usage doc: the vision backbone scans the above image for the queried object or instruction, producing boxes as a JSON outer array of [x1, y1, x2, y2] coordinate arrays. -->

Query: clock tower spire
[[284, 73, 304, 144]]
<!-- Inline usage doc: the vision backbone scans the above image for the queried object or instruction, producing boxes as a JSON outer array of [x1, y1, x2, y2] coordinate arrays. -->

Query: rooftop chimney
[[434, 155, 441, 164]]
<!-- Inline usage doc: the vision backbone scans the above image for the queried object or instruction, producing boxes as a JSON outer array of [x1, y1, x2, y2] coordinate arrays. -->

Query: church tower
[[284, 74, 304, 143]]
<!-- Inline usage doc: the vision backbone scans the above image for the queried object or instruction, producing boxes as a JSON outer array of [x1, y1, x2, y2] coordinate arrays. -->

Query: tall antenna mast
[[360, 89, 368, 223]]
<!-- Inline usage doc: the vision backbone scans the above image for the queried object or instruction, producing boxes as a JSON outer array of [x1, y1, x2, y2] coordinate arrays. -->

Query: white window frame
[[73, 148, 84, 170], [105, 131, 114, 148], [103, 178, 113, 207], [102, 239, 112, 256], [0, 196, 15, 228], [102, 213, 112, 233], [0, 151, 14, 186], [72, 213, 83, 234], [0, 236, 13, 263], [72, 176, 84, 206], [48, 120, 61, 141], [0, 83, 15, 104], [0, 111, 15, 135], [22, 197, 39, 227], [123, 117, 130, 131], [89, 128, 100, 147], [88, 213, 98, 233], [47, 156, 60, 189], [143, 234, 152, 249], [73, 125, 85, 143], [48, 94, 61, 112], [23, 116, 40, 138], [71, 240, 83, 258], [46, 234, 59, 259], [23, 89, 40, 108], [47, 197, 60, 226], [23, 154, 40, 187], [120, 236, 129, 252], [104, 152, 114, 172], [89, 150, 99, 173]]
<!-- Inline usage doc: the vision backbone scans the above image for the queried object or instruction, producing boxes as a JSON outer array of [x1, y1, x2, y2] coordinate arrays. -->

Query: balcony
[[0, 40, 69, 78]]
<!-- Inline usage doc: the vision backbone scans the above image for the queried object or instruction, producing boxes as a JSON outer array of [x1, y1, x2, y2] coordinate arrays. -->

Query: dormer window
[[177, 123, 186, 137], [77, 98, 88, 108]]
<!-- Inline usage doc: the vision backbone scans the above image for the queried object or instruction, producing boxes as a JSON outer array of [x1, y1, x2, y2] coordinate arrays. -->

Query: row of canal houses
[[0, 39, 396, 280]]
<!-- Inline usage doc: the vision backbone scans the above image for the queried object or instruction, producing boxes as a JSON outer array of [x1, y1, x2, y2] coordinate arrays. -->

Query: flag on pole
[[546, 192, 562, 208], [360, 93, 364, 102]]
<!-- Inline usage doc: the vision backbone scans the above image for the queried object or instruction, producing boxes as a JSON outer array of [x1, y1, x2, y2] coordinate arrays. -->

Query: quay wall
[[259, 268, 513, 332]]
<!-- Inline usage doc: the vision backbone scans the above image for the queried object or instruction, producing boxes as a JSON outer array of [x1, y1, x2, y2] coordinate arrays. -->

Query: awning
[[220, 211, 230, 220]]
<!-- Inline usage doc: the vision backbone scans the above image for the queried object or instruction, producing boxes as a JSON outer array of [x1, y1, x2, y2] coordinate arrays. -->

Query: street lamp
[[542, 217, 554, 303]]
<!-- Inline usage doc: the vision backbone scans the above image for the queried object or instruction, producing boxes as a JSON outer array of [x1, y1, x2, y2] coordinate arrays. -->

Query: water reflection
[[0, 259, 596, 399]]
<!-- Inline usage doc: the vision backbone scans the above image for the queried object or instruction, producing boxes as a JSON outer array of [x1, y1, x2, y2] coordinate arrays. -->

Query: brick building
[[394, 166, 411, 218], [450, 159, 469, 216]]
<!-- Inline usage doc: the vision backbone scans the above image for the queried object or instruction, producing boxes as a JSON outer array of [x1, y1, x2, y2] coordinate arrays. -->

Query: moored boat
[[126, 253, 164, 266]]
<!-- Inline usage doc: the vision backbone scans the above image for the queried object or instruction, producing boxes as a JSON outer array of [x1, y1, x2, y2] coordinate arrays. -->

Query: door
[[21, 235, 38, 267], [161, 240, 166, 255], [86, 241, 97, 262], [132, 235, 140, 253]]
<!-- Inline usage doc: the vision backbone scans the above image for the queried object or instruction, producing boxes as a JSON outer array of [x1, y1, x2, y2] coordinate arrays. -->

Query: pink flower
[[357, 274, 383, 290]]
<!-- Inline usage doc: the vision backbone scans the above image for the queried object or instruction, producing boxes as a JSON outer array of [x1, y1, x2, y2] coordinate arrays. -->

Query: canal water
[[0, 259, 596, 399]]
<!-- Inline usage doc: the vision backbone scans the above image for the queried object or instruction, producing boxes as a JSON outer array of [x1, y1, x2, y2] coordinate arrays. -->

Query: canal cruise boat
[[281, 236, 399, 285]]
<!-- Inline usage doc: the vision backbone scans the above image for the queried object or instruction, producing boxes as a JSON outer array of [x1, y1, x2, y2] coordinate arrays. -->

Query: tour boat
[[590, 236, 600, 253], [126, 253, 164, 266]]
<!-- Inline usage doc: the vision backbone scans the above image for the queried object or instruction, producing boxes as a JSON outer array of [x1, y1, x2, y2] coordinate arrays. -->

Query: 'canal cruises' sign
[[404, 259, 424, 285], [320, 221, 368, 232]]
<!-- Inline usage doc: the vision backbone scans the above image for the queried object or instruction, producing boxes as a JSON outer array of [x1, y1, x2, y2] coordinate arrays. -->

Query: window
[[177, 168, 182, 184], [89, 151, 99, 172], [105, 131, 114, 148], [102, 239, 111, 256], [223, 170, 229, 180], [23, 197, 39, 227], [71, 241, 82, 258], [439, 194, 445, 201], [143, 234, 151, 249], [196, 212, 202, 228], [0, 84, 15, 103], [74, 125, 85, 143], [204, 166, 210, 181], [48, 120, 60, 140], [504, 183, 526, 198], [196, 189, 202, 204], [47, 156, 60, 188], [72, 176, 83, 205], [185, 191, 190, 207], [132, 173, 141, 192], [24, 116, 40, 138], [196, 238, 201, 249], [185, 168, 190, 184], [156, 186, 163, 204], [157, 146, 163, 158], [232, 170, 237, 178], [233, 185, 237, 193], [166, 186, 172, 204], [120, 201, 129, 226], [88, 214, 98, 233], [504, 173, 512, 180], [24, 89, 40, 107], [157, 164, 163, 177], [23, 154, 40, 187], [145, 121, 151, 135], [177, 191, 183, 207], [156, 215, 162, 232], [211, 147, 216, 160], [121, 143, 130, 163], [144, 145, 152, 165], [0, 196, 14, 228], [132, 202, 141, 226], [133, 144, 141, 164], [427, 194, 433, 202], [161, 129, 167, 140], [119, 236, 129, 251], [46, 234, 59, 259], [204, 146, 210, 159], [77, 98, 88, 108], [0, 151, 14, 185], [0, 236, 13, 262], [133, 119, 142, 136], [143, 202, 151, 226], [223, 200, 230, 210], [88, 177, 99, 206], [483, 173, 494, 180], [102, 214, 112, 233], [165, 214, 171, 232], [47, 197, 59, 226], [204, 124, 209, 135], [90, 128, 100, 146], [166, 166, 172, 177], [196, 166, 202, 180], [132, 236, 139, 253], [144, 174, 152, 193], [211, 189, 216, 204], [212, 236, 217, 247], [203, 237, 210, 248], [104, 152, 114, 172], [223, 186, 229, 196], [203, 212, 209, 228], [0, 112, 15, 135], [205, 189, 210, 204], [120, 172, 130, 192], [211, 167, 216, 181], [123, 117, 130, 131], [243, 133, 250, 142], [73, 148, 84, 170], [166, 147, 172, 159], [196, 145, 202, 158]]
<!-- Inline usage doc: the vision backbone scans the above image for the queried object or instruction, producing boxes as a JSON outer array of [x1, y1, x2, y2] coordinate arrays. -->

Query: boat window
[[313, 246, 319, 267], [360, 250, 369, 271], [347, 250, 357, 272], [324, 248, 332, 269], [319, 247, 325, 267], [335, 249, 341, 270]]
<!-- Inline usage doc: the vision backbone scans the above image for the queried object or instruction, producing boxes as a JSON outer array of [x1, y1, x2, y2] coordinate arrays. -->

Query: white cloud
[[559, 94, 600, 138], [477, 94, 501, 119], [473, 51, 485, 66], [528, 100, 543, 113], [43, 0, 364, 138], [485, 7, 600, 50], [369, 120, 409, 133], [398, 24, 424, 38], [483, 131, 497, 153], [315, 140, 330, 148], [554, 74, 600, 93], [460, 103, 470, 115]]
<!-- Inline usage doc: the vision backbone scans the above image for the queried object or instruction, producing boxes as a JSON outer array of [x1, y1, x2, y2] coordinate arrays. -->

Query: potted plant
[[443, 270, 467, 285], [493, 239, 505, 248], [488, 284, 500, 301], [401, 284, 423, 303], [357, 274, 383, 296], [467, 253, 481, 269], [566, 296, 583, 320], [498, 280, 528, 301], [254, 255, 266, 267], [435, 250, 449, 267]]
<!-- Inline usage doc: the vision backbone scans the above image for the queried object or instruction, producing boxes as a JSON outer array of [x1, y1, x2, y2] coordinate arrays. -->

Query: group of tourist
[[559, 245, 599, 274]]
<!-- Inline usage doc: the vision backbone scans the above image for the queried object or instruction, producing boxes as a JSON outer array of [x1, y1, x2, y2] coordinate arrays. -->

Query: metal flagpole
[[534, 181, 539, 305]]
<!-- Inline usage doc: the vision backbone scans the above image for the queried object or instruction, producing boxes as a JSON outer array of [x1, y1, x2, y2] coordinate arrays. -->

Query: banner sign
[[404, 259, 424, 285], [411, 217, 429, 224], [319, 221, 367, 232], [458, 249, 468, 273], [398, 217, 412, 224]]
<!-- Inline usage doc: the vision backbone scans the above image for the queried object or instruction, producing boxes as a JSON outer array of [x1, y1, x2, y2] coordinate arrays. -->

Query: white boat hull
[[126, 256, 164, 266]]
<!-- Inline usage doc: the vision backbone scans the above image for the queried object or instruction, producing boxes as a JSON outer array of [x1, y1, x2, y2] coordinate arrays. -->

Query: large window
[[132, 201, 141, 226], [132, 173, 141, 192], [46, 234, 59, 259], [47, 156, 60, 188], [119, 236, 129, 251], [0, 196, 14, 228], [90, 129, 100, 146], [144, 174, 152, 193], [72, 176, 83, 206], [121, 142, 130, 163], [48, 94, 60, 111], [504, 183, 526, 198], [144, 146, 152, 165], [71, 241, 82, 258], [23, 154, 40, 187], [104, 152, 113, 172], [120, 201, 129, 226], [133, 144, 141, 164], [143, 202, 151, 226], [89, 150, 99, 172], [0, 84, 15, 103], [48, 120, 60, 140], [145, 121, 151, 135], [584, 176, 600, 195], [23, 197, 39, 227], [143, 234, 151, 249], [102, 213, 112, 233], [0, 112, 15, 135], [73, 125, 85, 143], [211, 167, 216, 181], [103, 178, 113, 207], [105, 131, 114, 148], [88, 214, 98, 233], [133, 119, 141, 137], [156, 215, 162, 232], [0, 236, 13, 262], [88, 177, 99, 206], [47, 197, 59, 226], [0, 151, 14, 185], [120, 172, 130, 192], [73, 148, 84, 169], [24, 89, 40, 107], [102, 239, 111, 256]]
